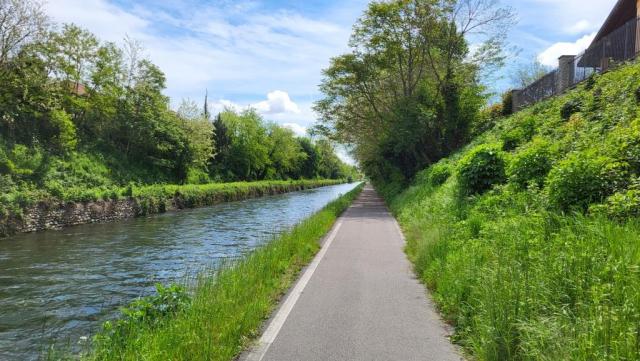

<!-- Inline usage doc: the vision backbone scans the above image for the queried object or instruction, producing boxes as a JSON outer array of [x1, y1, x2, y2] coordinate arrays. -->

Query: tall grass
[[390, 173, 640, 361], [81, 183, 364, 361]]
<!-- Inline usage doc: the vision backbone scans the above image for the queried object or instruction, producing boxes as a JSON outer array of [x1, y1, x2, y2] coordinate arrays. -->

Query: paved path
[[242, 185, 462, 361]]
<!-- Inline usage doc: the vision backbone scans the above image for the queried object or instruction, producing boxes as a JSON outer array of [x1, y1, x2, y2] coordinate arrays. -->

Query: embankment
[[82, 183, 364, 361], [0, 179, 345, 237], [383, 60, 640, 360]]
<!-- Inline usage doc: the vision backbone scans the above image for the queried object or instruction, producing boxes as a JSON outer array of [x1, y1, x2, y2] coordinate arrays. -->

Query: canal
[[0, 182, 359, 360]]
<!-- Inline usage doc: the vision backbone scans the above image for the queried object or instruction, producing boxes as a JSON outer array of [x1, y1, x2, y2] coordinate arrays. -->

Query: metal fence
[[517, 17, 639, 110], [515, 70, 557, 107]]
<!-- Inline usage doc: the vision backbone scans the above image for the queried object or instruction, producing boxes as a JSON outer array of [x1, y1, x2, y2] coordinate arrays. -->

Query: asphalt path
[[241, 185, 462, 361]]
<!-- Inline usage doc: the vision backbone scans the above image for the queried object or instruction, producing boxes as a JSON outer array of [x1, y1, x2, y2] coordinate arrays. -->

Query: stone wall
[[0, 182, 339, 237]]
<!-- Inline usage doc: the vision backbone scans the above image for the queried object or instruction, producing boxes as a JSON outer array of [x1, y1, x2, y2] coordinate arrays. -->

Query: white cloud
[[46, 0, 148, 42], [44, 0, 363, 111], [565, 20, 594, 35], [282, 123, 307, 136], [253, 91, 301, 114], [537, 33, 595, 67]]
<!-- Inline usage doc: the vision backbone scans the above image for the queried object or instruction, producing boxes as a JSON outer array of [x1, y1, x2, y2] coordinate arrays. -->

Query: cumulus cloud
[[537, 33, 595, 67], [253, 91, 301, 114], [282, 123, 308, 136]]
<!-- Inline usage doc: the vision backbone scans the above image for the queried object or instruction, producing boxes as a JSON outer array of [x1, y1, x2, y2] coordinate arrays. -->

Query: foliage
[[472, 103, 503, 137], [560, 98, 582, 120], [590, 189, 640, 220], [425, 161, 451, 187], [383, 58, 640, 361], [501, 91, 513, 116], [507, 139, 553, 188], [0, 0, 353, 218], [457, 144, 506, 195], [546, 154, 624, 211], [85, 184, 364, 361], [315, 0, 514, 184]]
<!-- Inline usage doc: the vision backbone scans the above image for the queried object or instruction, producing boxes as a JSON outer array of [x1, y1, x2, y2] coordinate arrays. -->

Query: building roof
[[591, 0, 636, 45]]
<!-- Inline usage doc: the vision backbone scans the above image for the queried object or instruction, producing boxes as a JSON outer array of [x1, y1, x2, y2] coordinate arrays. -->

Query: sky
[[44, 0, 620, 139]]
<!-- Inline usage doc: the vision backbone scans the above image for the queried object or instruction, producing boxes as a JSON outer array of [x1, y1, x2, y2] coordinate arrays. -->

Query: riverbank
[[0, 179, 346, 237], [77, 183, 363, 361]]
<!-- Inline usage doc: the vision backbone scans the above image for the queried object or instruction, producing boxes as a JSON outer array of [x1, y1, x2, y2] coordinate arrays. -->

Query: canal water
[[0, 182, 359, 360]]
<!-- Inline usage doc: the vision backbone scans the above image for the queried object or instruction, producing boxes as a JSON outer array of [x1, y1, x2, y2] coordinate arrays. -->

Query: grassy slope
[[83, 183, 364, 361], [387, 62, 640, 360]]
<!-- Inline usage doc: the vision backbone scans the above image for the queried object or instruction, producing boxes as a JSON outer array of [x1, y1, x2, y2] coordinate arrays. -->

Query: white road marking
[[244, 220, 344, 361]]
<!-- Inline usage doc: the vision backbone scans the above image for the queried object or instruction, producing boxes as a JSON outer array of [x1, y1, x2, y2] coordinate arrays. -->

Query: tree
[[211, 109, 270, 181], [511, 60, 551, 88], [264, 123, 306, 179], [0, 0, 48, 66], [177, 99, 215, 172], [315, 0, 514, 184]]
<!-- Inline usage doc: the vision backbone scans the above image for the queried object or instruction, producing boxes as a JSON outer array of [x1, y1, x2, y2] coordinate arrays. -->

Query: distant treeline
[[0, 1, 356, 214]]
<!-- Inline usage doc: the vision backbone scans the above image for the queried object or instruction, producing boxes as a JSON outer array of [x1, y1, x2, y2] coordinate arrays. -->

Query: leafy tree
[[177, 99, 215, 172], [0, 0, 48, 66], [264, 123, 306, 179], [315, 0, 514, 184]]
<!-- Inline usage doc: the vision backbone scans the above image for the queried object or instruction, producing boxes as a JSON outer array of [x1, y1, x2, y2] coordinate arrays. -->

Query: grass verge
[[78, 183, 363, 361], [381, 60, 640, 360]]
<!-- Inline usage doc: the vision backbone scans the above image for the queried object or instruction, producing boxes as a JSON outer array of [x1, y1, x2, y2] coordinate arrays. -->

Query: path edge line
[[243, 219, 345, 361]]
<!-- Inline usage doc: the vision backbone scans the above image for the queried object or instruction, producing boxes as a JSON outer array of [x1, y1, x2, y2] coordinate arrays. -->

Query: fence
[[514, 17, 639, 110]]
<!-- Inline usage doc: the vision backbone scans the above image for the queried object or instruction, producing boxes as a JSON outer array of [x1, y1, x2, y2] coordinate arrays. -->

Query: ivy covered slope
[[387, 61, 640, 360]]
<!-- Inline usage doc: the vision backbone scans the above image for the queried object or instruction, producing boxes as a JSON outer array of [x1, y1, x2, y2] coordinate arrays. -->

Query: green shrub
[[49, 109, 78, 153], [590, 189, 640, 220], [426, 162, 451, 187], [501, 129, 523, 151], [10, 144, 44, 176], [608, 119, 640, 173], [0, 149, 15, 174], [546, 154, 625, 211], [560, 98, 582, 120], [507, 140, 553, 188], [472, 104, 503, 137], [501, 90, 513, 116], [458, 144, 506, 195], [94, 284, 190, 349]]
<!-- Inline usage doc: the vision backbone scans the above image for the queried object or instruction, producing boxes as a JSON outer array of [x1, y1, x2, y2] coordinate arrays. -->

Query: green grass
[[78, 183, 363, 361], [383, 60, 640, 360]]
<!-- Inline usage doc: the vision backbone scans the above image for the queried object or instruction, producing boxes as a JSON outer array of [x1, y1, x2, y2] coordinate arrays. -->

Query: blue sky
[[46, 0, 619, 136]]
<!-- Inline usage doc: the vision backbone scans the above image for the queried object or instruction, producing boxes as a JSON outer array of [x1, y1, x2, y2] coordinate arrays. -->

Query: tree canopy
[[315, 0, 513, 184]]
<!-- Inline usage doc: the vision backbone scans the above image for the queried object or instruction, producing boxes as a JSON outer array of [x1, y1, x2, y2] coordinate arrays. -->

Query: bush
[[501, 90, 514, 116], [507, 140, 553, 188], [458, 144, 506, 195], [560, 98, 582, 120], [472, 104, 503, 137], [546, 154, 626, 211], [426, 162, 451, 187], [501, 129, 523, 151], [49, 109, 78, 153], [608, 119, 640, 174], [590, 189, 640, 220]]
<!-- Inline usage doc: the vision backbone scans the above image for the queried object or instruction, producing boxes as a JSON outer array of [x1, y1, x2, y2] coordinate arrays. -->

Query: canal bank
[[0, 179, 345, 237], [84, 183, 364, 361], [0, 183, 361, 361]]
